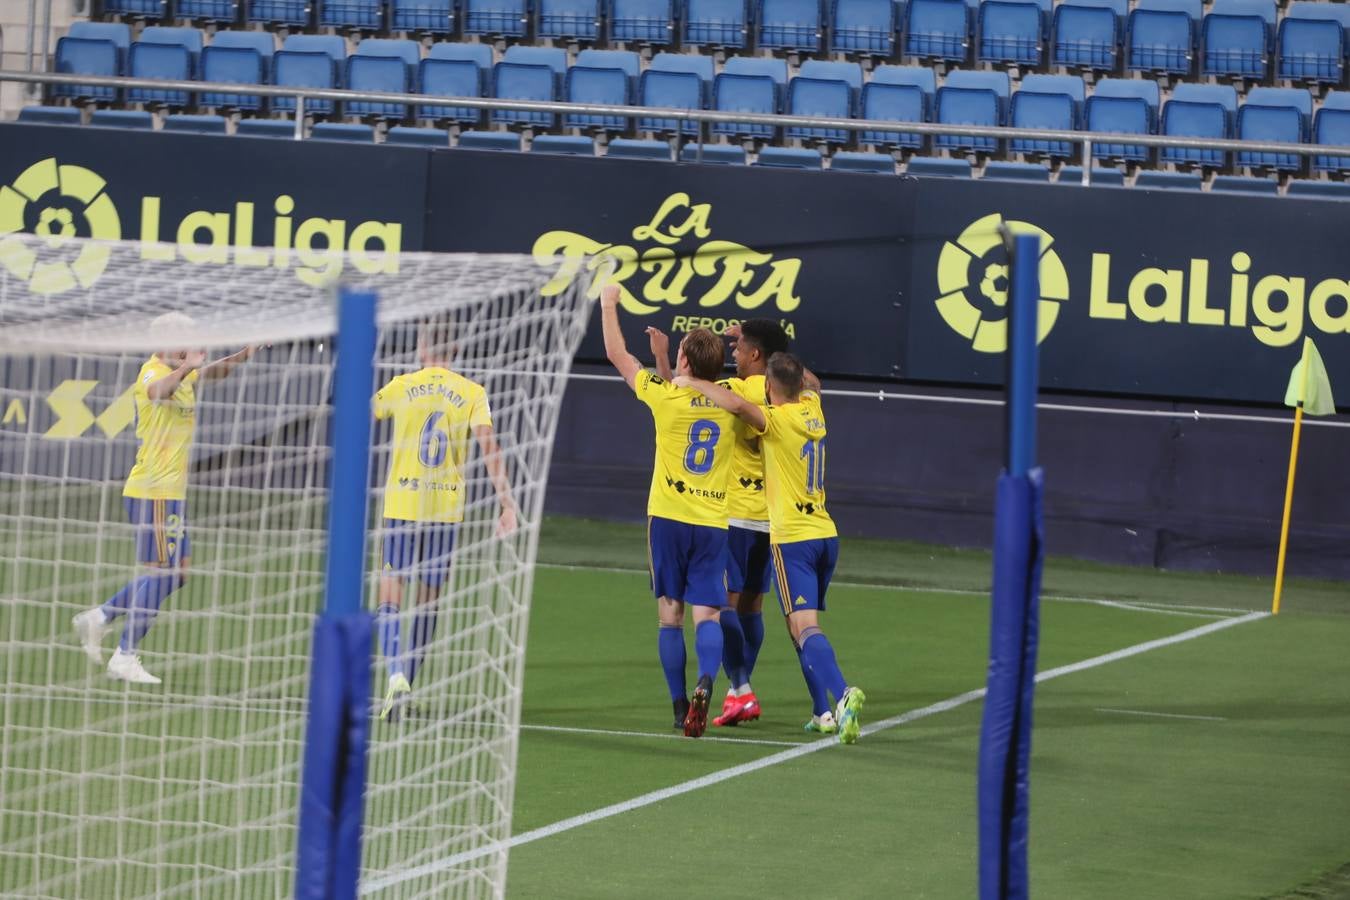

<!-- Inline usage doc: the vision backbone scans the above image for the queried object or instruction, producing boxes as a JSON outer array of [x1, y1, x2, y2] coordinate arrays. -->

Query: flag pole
[[1272, 341, 1311, 616]]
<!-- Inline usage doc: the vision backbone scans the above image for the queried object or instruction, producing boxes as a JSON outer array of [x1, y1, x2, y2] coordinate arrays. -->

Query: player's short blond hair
[[151, 312, 196, 332], [680, 329, 724, 381]]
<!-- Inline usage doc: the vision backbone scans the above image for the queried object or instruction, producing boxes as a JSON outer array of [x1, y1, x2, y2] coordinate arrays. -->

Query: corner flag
[[1272, 338, 1336, 615]]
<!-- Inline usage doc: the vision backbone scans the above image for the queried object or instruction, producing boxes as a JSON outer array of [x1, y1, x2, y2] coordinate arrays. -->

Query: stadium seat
[[1135, 170, 1203, 189], [1057, 164, 1124, 184], [565, 64, 631, 132], [713, 72, 778, 141], [248, 0, 312, 26], [311, 122, 376, 141], [1159, 83, 1235, 169], [16, 106, 81, 126], [860, 80, 926, 150], [610, 0, 677, 45], [1052, 0, 1118, 71], [785, 76, 852, 143], [983, 160, 1051, 180], [1277, 2, 1350, 85], [1085, 78, 1158, 163], [1312, 93, 1350, 174], [1126, 0, 1199, 76], [757, 146, 824, 168], [871, 65, 936, 103], [830, 150, 896, 173], [502, 46, 568, 88], [386, 125, 451, 145], [321, 0, 385, 28], [346, 39, 419, 119], [458, 130, 524, 150], [1009, 76, 1080, 159], [935, 69, 1008, 154], [67, 20, 133, 54], [757, 0, 824, 53], [576, 49, 641, 89], [1200, 0, 1273, 80], [531, 134, 596, 154], [606, 138, 673, 160], [1288, 180, 1350, 200], [684, 0, 750, 48], [537, 0, 602, 41], [679, 143, 748, 163], [904, 0, 970, 63], [103, 0, 169, 19], [53, 29, 124, 104], [427, 41, 494, 69], [177, 0, 241, 23], [163, 113, 228, 133], [907, 156, 973, 176], [978, 0, 1043, 67], [638, 68, 704, 134], [648, 52, 715, 94], [464, 0, 529, 37], [1211, 174, 1279, 194], [200, 31, 273, 111], [832, 0, 896, 56], [127, 28, 201, 109], [798, 60, 863, 95], [89, 109, 155, 128], [493, 62, 558, 128], [419, 54, 486, 126], [391, 0, 456, 32], [235, 117, 297, 137], [1236, 88, 1308, 172], [272, 35, 346, 116]]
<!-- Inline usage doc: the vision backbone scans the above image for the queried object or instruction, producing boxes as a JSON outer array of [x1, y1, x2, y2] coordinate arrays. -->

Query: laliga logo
[[935, 213, 1069, 353], [0, 158, 122, 295]]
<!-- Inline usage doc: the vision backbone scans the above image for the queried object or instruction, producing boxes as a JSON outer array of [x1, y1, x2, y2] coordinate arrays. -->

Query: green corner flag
[[1284, 338, 1336, 416]]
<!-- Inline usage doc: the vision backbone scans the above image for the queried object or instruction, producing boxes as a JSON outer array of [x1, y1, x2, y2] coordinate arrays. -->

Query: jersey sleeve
[[632, 369, 671, 409], [469, 385, 493, 429], [137, 359, 171, 403], [754, 405, 780, 437], [372, 376, 400, 420]]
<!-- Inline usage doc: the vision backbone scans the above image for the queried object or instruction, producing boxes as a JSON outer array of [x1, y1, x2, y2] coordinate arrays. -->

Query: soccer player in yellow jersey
[[372, 322, 517, 721], [676, 352, 866, 745], [601, 284, 746, 738], [73, 313, 254, 685]]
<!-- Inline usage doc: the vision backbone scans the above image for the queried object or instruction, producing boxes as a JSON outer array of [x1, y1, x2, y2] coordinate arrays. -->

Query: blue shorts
[[726, 526, 773, 595], [382, 519, 458, 588], [771, 537, 839, 616], [125, 497, 189, 568], [647, 516, 728, 607]]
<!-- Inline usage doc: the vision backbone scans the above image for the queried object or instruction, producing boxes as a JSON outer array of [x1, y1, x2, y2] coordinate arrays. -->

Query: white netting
[[0, 234, 595, 898]]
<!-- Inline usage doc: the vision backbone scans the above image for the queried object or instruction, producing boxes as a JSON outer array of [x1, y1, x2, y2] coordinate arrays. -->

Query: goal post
[[0, 234, 595, 898]]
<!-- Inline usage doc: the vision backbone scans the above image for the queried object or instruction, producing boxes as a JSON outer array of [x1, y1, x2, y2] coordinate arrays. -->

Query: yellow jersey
[[374, 367, 492, 523], [633, 369, 745, 528], [724, 374, 769, 526], [124, 356, 197, 501], [756, 391, 837, 543]]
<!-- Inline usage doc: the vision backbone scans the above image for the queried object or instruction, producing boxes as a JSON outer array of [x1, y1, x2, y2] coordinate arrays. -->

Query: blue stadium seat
[[723, 55, 788, 90], [607, 138, 674, 159], [1085, 78, 1157, 163], [249, 0, 312, 26], [1134, 170, 1203, 190], [17, 106, 82, 126], [53, 32, 123, 103], [1009, 77, 1079, 159], [1052, 0, 1118, 70], [984, 160, 1050, 180], [610, 0, 676, 45], [649, 52, 716, 90], [90, 109, 155, 128], [1277, 2, 1350, 85], [905, 0, 970, 63], [68, 20, 133, 53], [538, 0, 601, 41], [713, 73, 778, 141], [1126, 0, 1198, 75], [140, 25, 204, 60], [200, 31, 274, 111], [565, 65, 630, 132], [1237, 88, 1308, 172], [311, 122, 376, 141], [978, 0, 1043, 66], [799, 59, 863, 95], [830, 151, 896, 173], [458, 130, 524, 150], [757, 0, 823, 53], [346, 40, 418, 119], [679, 143, 748, 163], [638, 69, 703, 134], [860, 80, 925, 150], [1313, 92, 1350, 174], [464, 0, 529, 36], [420, 47, 488, 125], [391, 0, 456, 31], [1211, 174, 1279, 194], [1159, 83, 1234, 168], [502, 45, 568, 88], [272, 35, 346, 116], [177, 0, 241, 23], [757, 146, 824, 168], [1094, 76, 1160, 115], [127, 29, 201, 109], [387, 125, 451, 145], [493, 61, 558, 127], [1288, 180, 1350, 200], [907, 156, 973, 176], [576, 49, 641, 84], [1020, 72, 1084, 105], [871, 64, 936, 102], [532, 134, 596, 154], [1057, 164, 1124, 184], [236, 118, 297, 137], [1201, 0, 1272, 80], [935, 69, 1008, 154], [427, 41, 494, 68], [684, 0, 750, 48], [832, 0, 896, 56], [785, 76, 852, 143], [321, 0, 385, 29], [103, 0, 169, 19], [163, 113, 228, 133]]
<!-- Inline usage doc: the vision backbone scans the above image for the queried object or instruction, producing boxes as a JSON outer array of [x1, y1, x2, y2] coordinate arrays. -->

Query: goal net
[[0, 233, 595, 898]]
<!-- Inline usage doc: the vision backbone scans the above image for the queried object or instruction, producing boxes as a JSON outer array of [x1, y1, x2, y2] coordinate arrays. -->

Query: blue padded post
[[1007, 233, 1039, 477]]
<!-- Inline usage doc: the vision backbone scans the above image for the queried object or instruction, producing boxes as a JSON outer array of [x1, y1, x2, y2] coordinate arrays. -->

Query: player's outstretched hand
[[496, 507, 518, 539], [184, 350, 207, 370], [600, 284, 621, 310], [672, 375, 693, 388], [645, 327, 669, 360], [724, 323, 742, 341]]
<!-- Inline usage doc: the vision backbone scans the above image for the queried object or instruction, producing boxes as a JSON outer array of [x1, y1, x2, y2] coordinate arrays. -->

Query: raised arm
[[600, 284, 643, 388], [473, 424, 519, 538], [802, 367, 821, 393], [199, 346, 256, 382], [675, 377, 767, 432], [646, 327, 674, 382], [146, 350, 206, 401]]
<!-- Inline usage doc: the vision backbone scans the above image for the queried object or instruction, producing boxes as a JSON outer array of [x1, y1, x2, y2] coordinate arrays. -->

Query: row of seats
[[96, 0, 1350, 88], [14, 100, 1350, 197], [51, 25, 1350, 174]]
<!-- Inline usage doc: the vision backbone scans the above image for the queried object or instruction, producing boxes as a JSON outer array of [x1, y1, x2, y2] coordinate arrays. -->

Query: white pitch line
[[1096, 708, 1228, 722], [360, 609, 1268, 895], [1091, 600, 1231, 620], [520, 723, 800, 748]]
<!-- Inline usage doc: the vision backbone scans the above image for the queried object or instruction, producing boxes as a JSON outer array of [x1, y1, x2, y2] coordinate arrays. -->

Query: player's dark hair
[[737, 319, 790, 360], [766, 352, 805, 399], [682, 329, 725, 381]]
